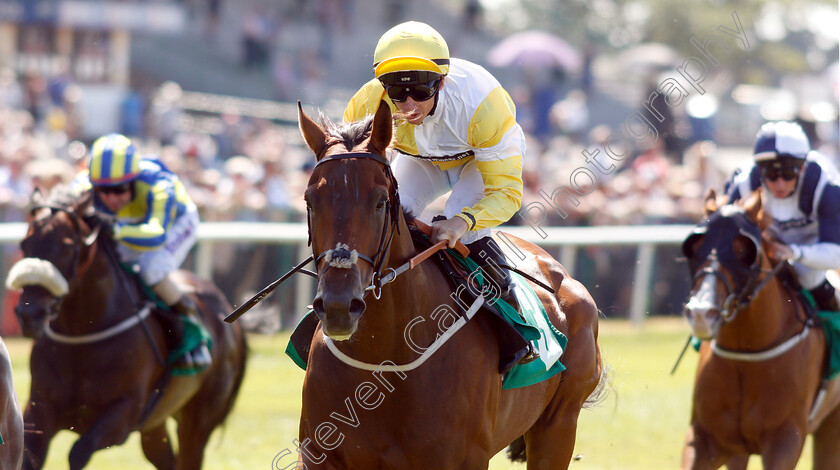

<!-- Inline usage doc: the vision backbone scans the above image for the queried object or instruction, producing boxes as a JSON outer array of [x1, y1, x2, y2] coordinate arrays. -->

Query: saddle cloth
[[499, 271, 567, 389]]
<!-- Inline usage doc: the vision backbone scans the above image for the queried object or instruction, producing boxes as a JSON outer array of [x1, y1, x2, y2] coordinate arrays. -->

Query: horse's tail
[[584, 348, 610, 408], [505, 435, 527, 462]]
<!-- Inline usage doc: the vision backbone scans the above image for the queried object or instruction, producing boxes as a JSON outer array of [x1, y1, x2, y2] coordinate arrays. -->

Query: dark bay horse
[[0, 336, 24, 469], [5, 188, 247, 470], [680, 190, 840, 469], [295, 101, 604, 469]]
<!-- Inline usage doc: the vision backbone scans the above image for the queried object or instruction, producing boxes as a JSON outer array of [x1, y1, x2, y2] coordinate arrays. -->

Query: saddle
[[117, 262, 211, 375]]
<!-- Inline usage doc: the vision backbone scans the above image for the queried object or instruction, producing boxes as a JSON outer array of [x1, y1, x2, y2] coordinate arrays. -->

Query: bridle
[[690, 249, 784, 322], [29, 204, 101, 286], [307, 152, 401, 299]]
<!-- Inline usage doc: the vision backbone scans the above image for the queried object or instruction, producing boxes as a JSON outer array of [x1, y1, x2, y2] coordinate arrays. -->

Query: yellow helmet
[[88, 134, 140, 186], [373, 21, 450, 78]]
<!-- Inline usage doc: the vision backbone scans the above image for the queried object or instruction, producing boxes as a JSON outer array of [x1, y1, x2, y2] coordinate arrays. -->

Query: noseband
[[308, 152, 401, 299], [689, 237, 786, 322]]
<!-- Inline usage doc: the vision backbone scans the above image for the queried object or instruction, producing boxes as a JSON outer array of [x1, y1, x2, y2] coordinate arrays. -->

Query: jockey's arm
[[114, 180, 175, 251], [455, 87, 525, 232], [789, 184, 840, 270]]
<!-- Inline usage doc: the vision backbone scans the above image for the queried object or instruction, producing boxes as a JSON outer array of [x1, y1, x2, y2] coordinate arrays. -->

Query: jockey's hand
[[431, 216, 469, 249], [768, 240, 794, 263]]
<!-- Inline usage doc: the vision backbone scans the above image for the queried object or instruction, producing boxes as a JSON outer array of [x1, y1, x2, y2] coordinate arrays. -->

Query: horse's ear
[[744, 187, 771, 230], [31, 187, 45, 207], [298, 101, 328, 159], [76, 189, 94, 215], [368, 100, 393, 156], [703, 188, 718, 216]]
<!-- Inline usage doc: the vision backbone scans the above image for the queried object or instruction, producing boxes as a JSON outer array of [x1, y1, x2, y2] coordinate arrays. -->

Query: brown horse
[[294, 101, 604, 469], [0, 336, 24, 469], [5, 187, 247, 470], [680, 190, 840, 469]]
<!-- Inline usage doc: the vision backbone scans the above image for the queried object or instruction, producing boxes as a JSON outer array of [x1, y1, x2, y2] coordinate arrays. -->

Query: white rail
[[0, 222, 694, 326]]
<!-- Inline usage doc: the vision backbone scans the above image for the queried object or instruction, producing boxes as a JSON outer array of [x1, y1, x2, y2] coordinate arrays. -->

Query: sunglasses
[[97, 183, 132, 195], [760, 167, 799, 182], [383, 79, 441, 103]]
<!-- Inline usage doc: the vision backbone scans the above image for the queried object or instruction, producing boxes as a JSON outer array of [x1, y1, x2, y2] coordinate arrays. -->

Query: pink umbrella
[[487, 30, 582, 71]]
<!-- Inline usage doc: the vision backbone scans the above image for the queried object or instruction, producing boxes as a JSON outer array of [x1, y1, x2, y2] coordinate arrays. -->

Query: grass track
[[4, 318, 813, 469]]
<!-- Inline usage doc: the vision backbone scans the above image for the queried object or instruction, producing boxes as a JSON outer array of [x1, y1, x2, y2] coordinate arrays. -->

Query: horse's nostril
[[349, 298, 366, 318], [312, 298, 325, 315]]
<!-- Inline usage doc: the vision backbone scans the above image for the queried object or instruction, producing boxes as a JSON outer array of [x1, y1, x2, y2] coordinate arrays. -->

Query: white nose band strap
[[6, 257, 70, 297]]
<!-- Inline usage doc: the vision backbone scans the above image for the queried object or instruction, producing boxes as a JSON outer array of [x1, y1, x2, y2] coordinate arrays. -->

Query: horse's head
[[298, 101, 399, 340], [681, 189, 770, 339], [6, 187, 100, 338]]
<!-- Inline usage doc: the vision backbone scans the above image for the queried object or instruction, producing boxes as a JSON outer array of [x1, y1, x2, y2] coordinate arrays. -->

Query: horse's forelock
[[42, 184, 82, 211], [319, 114, 374, 152]]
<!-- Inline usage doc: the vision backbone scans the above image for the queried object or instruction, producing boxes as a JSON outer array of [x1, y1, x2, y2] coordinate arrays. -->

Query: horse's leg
[[175, 323, 245, 470], [523, 361, 599, 468], [174, 413, 215, 470], [522, 299, 602, 469], [680, 425, 727, 470], [21, 403, 58, 470], [812, 403, 840, 470], [141, 424, 176, 470], [758, 425, 806, 470], [175, 383, 233, 470], [725, 455, 748, 470], [67, 399, 135, 470], [523, 418, 578, 470]]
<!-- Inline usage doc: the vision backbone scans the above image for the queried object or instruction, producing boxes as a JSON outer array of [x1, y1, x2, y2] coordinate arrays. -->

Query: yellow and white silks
[[344, 58, 526, 244]]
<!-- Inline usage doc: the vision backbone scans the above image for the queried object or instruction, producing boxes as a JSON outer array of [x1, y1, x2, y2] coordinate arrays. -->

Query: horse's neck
[[57, 242, 138, 334], [718, 270, 800, 349]]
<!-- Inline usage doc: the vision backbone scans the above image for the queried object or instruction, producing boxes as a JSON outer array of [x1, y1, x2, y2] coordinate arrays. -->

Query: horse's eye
[[375, 198, 387, 211]]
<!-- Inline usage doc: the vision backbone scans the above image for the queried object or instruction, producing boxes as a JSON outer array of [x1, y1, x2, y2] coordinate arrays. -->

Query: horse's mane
[[319, 113, 374, 151]]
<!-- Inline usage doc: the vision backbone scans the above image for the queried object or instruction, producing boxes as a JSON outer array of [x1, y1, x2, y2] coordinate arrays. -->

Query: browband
[[314, 152, 391, 168]]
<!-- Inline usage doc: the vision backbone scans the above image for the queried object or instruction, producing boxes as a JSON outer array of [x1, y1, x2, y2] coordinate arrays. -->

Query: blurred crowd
[[0, 64, 736, 322], [1, 0, 837, 325]]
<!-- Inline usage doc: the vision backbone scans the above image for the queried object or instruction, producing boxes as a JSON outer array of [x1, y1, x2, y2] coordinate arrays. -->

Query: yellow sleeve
[[456, 87, 524, 230], [344, 79, 419, 156], [344, 79, 390, 123]]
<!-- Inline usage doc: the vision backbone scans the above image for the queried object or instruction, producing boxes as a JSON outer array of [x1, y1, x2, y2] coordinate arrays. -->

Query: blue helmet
[[753, 121, 810, 163], [88, 134, 140, 186]]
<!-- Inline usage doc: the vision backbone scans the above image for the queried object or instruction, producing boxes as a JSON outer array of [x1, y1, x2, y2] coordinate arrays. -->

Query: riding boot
[[809, 280, 840, 312], [171, 296, 212, 369], [153, 276, 212, 370], [466, 236, 539, 365]]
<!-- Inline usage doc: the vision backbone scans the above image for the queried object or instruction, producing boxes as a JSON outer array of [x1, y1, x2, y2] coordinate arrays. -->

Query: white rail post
[[560, 244, 577, 277], [196, 240, 214, 280], [630, 242, 655, 326]]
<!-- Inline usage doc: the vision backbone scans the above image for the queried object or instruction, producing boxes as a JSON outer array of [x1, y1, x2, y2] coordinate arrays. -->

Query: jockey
[[344, 21, 537, 363], [75, 133, 211, 370], [725, 121, 840, 312]]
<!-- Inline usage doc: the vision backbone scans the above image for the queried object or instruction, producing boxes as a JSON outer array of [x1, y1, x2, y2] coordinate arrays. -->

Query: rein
[[710, 324, 812, 361], [44, 303, 154, 345], [323, 295, 485, 372]]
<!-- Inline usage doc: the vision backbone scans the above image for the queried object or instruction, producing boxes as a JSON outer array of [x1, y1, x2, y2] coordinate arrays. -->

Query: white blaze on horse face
[[684, 260, 722, 340]]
